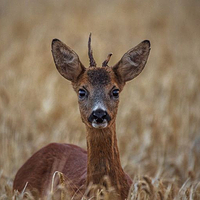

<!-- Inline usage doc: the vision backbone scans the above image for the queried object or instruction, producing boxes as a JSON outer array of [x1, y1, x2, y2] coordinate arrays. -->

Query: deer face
[[73, 67, 121, 128], [51, 36, 150, 129]]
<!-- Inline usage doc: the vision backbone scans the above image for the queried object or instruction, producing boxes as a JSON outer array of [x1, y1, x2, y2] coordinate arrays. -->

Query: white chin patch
[[92, 120, 108, 129]]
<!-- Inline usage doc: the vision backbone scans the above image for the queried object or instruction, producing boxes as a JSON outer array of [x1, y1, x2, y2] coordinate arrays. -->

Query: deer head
[[51, 35, 150, 129]]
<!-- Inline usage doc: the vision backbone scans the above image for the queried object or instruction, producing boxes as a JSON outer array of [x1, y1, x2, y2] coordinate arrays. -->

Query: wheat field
[[0, 0, 200, 199]]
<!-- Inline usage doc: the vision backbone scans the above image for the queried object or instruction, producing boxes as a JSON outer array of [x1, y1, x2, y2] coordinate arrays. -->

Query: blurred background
[[0, 0, 200, 197]]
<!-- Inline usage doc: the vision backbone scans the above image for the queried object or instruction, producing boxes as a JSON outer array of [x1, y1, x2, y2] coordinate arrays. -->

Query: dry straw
[[0, 0, 200, 199]]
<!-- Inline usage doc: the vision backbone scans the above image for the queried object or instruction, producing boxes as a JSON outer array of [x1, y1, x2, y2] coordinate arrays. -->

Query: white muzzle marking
[[92, 119, 108, 129]]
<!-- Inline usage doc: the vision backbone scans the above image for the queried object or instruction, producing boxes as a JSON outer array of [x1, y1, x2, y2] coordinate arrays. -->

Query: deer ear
[[113, 40, 150, 82], [51, 39, 86, 82]]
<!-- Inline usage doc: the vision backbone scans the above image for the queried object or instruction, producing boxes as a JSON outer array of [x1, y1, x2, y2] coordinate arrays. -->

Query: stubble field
[[0, 0, 200, 199]]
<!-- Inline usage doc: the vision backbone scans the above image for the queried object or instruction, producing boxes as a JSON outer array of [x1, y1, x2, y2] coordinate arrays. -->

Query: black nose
[[88, 109, 111, 124]]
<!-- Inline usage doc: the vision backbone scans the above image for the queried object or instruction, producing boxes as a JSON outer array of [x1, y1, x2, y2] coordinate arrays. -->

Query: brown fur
[[86, 123, 132, 199], [13, 37, 150, 199], [13, 143, 87, 198]]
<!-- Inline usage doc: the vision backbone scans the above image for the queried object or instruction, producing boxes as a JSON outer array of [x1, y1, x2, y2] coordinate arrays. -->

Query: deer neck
[[86, 122, 129, 196]]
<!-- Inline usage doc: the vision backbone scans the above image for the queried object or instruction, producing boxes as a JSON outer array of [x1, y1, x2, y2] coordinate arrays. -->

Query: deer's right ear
[[51, 39, 86, 82]]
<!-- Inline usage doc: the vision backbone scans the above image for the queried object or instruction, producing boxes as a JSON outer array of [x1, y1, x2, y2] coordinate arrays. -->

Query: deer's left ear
[[113, 40, 151, 82], [51, 39, 86, 82]]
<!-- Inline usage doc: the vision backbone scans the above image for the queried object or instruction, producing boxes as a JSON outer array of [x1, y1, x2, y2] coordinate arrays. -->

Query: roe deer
[[13, 34, 151, 199]]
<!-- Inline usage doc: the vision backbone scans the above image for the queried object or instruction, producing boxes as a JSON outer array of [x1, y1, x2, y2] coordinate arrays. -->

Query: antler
[[88, 33, 96, 67], [102, 53, 113, 67]]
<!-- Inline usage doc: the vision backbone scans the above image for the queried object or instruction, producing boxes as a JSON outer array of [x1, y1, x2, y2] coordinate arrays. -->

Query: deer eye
[[112, 89, 119, 98], [79, 89, 87, 99]]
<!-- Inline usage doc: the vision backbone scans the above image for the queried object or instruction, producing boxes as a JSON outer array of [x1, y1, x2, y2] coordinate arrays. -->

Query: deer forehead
[[87, 68, 111, 86], [77, 67, 119, 89]]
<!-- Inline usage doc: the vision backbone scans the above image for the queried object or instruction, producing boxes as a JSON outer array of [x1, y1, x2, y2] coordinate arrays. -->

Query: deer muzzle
[[88, 109, 111, 129]]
